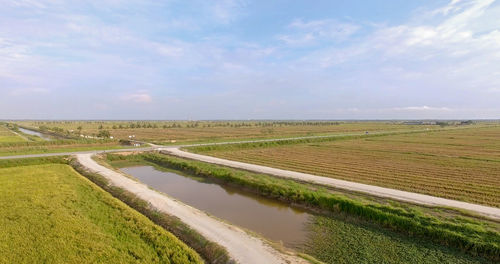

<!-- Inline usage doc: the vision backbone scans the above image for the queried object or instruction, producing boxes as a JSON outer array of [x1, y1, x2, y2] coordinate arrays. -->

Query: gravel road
[[163, 147, 500, 220], [76, 153, 306, 264]]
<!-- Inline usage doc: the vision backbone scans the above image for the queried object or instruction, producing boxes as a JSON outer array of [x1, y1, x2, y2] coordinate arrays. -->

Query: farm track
[[76, 153, 305, 264], [163, 147, 500, 220], [199, 129, 500, 207], [211, 151, 500, 205]]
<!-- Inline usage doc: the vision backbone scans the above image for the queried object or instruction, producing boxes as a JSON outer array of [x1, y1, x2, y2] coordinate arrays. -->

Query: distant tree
[[436, 121, 450, 127], [98, 124, 103, 129], [460, 120, 473, 125], [97, 130, 111, 138]]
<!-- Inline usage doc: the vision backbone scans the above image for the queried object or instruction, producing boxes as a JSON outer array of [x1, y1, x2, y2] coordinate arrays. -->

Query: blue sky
[[1, 0, 499, 119]]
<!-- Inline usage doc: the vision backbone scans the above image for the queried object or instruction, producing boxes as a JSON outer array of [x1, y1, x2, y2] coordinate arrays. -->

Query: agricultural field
[[0, 162, 201, 264], [191, 125, 500, 207], [0, 124, 26, 143], [0, 124, 141, 157], [13, 120, 444, 144], [107, 153, 498, 263]]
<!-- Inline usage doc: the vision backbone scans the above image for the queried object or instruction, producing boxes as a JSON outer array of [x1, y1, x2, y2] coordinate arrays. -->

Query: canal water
[[18, 127, 52, 140], [120, 165, 313, 247]]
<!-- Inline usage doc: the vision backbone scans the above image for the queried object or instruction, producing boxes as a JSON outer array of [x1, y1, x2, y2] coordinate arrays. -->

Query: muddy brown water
[[120, 165, 313, 247]]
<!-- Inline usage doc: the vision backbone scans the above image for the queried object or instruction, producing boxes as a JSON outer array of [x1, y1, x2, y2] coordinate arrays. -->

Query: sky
[[1, 0, 500, 120]]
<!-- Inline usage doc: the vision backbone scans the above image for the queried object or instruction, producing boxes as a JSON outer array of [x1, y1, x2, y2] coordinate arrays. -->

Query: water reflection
[[120, 165, 312, 247], [18, 127, 52, 140]]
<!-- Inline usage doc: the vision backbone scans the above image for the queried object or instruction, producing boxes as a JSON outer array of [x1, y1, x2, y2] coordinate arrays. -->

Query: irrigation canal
[[120, 165, 313, 248], [18, 127, 52, 140]]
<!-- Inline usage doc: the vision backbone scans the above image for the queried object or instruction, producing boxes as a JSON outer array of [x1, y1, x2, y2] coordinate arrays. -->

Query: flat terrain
[[108, 154, 498, 263], [191, 126, 500, 207], [77, 153, 304, 264], [0, 141, 133, 157], [107, 154, 494, 264], [0, 125, 26, 143], [14, 120, 439, 143], [0, 126, 135, 157], [0, 163, 201, 264]]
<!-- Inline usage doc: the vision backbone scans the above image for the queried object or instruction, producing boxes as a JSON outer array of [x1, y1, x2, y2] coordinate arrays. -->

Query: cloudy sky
[[1, 0, 499, 119]]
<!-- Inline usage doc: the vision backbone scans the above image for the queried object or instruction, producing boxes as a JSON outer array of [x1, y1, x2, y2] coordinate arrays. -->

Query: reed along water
[[120, 165, 313, 247]]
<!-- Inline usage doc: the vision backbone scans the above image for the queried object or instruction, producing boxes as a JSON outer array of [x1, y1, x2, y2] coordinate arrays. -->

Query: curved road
[[162, 147, 500, 220]]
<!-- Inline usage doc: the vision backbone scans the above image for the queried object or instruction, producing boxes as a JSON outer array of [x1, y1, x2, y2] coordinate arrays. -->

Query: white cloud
[[1, 0, 498, 119], [211, 0, 246, 24], [295, 0, 500, 99], [121, 92, 153, 103], [392, 106, 453, 111], [9, 87, 50, 96], [152, 42, 184, 57], [278, 19, 359, 45]]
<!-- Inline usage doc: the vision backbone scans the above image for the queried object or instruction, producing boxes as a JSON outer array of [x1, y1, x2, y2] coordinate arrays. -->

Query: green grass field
[[0, 163, 202, 264], [305, 215, 491, 264], [0, 125, 26, 143], [0, 143, 139, 157]]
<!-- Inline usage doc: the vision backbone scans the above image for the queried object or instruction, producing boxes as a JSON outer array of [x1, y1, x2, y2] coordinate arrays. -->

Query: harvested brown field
[[13, 121, 439, 143], [195, 126, 500, 207]]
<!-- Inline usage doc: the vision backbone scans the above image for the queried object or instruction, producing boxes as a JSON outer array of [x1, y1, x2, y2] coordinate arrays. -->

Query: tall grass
[[109, 153, 500, 261]]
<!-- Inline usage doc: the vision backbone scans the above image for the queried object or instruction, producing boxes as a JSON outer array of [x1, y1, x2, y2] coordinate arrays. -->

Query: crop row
[[219, 148, 500, 187], [210, 147, 500, 206], [222, 154, 499, 197]]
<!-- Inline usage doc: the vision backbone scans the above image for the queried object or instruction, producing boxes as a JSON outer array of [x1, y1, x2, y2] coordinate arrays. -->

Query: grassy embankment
[[70, 159, 232, 264], [0, 158, 202, 264], [0, 124, 27, 143], [105, 153, 500, 263], [189, 125, 500, 207], [0, 139, 136, 157]]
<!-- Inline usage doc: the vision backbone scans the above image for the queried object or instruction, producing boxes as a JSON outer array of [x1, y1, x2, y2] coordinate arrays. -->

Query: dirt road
[[162, 147, 500, 220], [76, 153, 305, 264]]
